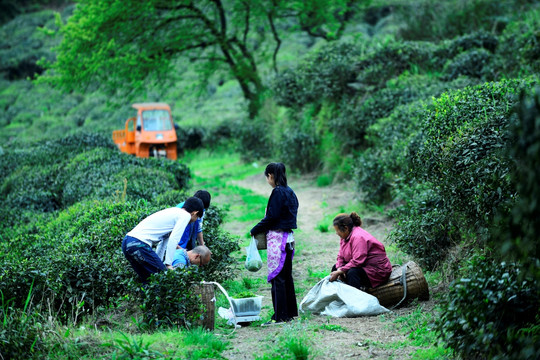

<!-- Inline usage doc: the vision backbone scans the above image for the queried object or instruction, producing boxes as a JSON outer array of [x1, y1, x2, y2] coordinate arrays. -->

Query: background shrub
[[395, 0, 518, 41], [277, 130, 321, 173], [0, 132, 190, 236], [388, 186, 460, 269], [0, 197, 238, 324], [438, 260, 540, 359], [273, 42, 360, 108], [140, 268, 205, 329]]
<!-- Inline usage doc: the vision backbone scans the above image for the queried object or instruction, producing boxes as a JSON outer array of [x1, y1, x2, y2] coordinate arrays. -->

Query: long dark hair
[[264, 162, 288, 187], [333, 212, 362, 232]]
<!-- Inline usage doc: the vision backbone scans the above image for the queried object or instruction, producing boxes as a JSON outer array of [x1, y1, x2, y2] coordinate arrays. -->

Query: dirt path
[[214, 173, 436, 359]]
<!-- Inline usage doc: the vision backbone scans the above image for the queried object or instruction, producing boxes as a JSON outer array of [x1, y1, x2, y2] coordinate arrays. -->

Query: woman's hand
[[329, 269, 344, 282]]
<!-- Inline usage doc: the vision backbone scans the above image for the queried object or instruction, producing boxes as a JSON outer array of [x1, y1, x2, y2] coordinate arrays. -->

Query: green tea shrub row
[[141, 268, 205, 329], [388, 78, 536, 269], [388, 186, 461, 269], [277, 130, 321, 172], [501, 87, 540, 278], [413, 79, 534, 231], [495, 7, 540, 79], [273, 42, 360, 108], [271, 29, 516, 173], [436, 86, 540, 360], [395, 0, 530, 41], [0, 197, 238, 324], [0, 132, 190, 234], [353, 76, 478, 203], [438, 260, 539, 359], [231, 118, 271, 161]]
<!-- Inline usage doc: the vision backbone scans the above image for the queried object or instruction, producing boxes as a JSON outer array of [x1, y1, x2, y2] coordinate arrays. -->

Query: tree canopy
[[42, 0, 362, 118]]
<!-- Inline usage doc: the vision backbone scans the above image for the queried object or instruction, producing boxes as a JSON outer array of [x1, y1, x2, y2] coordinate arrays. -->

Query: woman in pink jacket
[[329, 212, 392, 291]]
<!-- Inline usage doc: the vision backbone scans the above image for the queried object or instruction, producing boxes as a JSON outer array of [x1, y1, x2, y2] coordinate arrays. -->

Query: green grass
[[181, 148, 268, 236], [374, 303, 453, 359]]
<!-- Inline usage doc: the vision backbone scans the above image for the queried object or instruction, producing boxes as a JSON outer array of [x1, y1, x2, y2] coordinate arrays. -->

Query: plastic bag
[[299, 276, 389, 317], [245, 237, 263, 272]]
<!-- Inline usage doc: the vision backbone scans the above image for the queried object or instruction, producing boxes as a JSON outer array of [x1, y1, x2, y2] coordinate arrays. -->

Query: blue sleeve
[[177, 222, 193, 248], [197, 216, 203, 233]]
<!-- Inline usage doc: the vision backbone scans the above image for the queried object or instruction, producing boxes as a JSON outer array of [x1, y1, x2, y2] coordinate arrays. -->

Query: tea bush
[[395, 0, 521, 41], [0, 200, 147, 319], [141, 268, 205, 328], [354, 41, 438, 90], [277, 129, 321, 173], [273, 42, 360, 108], [353, 77, 478, 202], [411, 79, 535, 238], [438, 260, 540, 359], [0, 196, 238, 324], [0, 132, 190, 236], [176, 125, 207, 153], [495, 7, 540, 78], [442, 48, 493, 80], [501, 87, 540, 277], [388, 186, 460, 269], [232, 117, 271, 161]]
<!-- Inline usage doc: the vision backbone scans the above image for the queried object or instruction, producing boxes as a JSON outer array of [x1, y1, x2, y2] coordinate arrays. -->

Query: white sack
[[299, 276, 389, 317]]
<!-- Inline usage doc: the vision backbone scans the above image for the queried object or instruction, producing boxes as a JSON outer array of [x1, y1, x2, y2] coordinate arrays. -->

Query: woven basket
[[367, 261, 429, 308], [254, 232, 267, 250], [192, 283, 215, 330]]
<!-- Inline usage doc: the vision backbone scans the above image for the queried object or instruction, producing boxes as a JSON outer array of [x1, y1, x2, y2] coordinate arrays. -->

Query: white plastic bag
[[245, 237, 262, 272], [299, 276, 389, 317]]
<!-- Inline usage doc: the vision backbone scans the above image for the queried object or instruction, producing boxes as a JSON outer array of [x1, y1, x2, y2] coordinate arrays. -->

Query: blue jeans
[[122, 235, 165, 283]]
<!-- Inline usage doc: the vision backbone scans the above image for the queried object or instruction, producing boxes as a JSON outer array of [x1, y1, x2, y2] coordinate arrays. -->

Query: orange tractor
[[112, 103, 178, 160]]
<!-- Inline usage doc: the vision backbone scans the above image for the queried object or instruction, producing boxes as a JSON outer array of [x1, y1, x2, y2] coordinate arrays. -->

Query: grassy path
[[181, 149, 450, 360]]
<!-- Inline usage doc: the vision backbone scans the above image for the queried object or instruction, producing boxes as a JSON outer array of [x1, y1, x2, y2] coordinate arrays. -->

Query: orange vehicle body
[[112, 103, 178, 160]]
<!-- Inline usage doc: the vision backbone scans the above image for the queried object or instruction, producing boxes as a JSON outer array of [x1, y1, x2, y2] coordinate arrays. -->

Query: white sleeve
[[164, 212, 190, 265], [155, 238, 168, 261]]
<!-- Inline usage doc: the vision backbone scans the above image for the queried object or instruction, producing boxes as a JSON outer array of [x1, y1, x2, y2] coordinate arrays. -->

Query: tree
[[41, 0, 363, 118]]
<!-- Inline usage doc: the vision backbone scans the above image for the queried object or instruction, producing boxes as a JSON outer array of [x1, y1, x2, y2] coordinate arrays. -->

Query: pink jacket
[[336, 226, 392, 288]]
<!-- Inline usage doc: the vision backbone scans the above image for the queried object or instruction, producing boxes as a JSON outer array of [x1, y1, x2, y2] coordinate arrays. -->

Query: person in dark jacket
[[251, 162, 299, 326]]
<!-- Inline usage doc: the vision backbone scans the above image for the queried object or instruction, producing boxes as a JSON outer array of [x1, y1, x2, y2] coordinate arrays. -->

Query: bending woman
[[251, 162, 299, 326], [329, 212, 392, 291]]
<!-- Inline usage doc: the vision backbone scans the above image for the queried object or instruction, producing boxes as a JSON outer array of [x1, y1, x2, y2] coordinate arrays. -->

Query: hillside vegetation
[[1, 0, 539, 359]]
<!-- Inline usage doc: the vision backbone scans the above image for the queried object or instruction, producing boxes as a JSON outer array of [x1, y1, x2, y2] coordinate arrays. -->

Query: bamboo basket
[[254, 232, 267, 250], [192, 283, 215, 330], [367, 261, 429, 308]]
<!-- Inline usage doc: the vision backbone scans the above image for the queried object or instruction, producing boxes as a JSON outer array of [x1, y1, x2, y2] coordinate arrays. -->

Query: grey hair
[[192, 245, 211, 258]]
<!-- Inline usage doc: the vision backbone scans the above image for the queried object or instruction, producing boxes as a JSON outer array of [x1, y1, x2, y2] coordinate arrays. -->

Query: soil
[[212, 173, 438, 359]]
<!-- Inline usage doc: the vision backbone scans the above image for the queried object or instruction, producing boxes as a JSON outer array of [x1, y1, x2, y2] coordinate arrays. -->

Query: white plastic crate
[[230, 296, 263, 316]]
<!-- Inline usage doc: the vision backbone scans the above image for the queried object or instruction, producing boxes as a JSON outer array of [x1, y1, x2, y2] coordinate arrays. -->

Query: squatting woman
[[329, 212, 392, 291]]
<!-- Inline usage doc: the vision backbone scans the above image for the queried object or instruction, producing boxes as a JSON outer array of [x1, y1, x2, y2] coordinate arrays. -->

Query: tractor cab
[[113, 103, 178, 160]]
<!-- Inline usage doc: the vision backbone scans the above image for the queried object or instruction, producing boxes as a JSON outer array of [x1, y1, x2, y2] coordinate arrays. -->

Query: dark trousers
[[122, 236, 165, 283], [331, 264, 372, 290], [270, 243, 298, 322]]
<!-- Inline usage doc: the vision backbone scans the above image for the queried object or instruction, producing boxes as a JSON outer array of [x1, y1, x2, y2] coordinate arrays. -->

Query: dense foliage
[[42, 0, 361, 118], [0, 131, 239, 357], [438, 260, 539, 359], [1, 0, 539, 358], [434, 87, 540, 360], [0, 132, 190, 236]]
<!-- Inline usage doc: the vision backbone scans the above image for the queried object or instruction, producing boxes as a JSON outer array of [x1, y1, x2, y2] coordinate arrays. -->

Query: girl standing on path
[[251, 162, 299, 326]]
